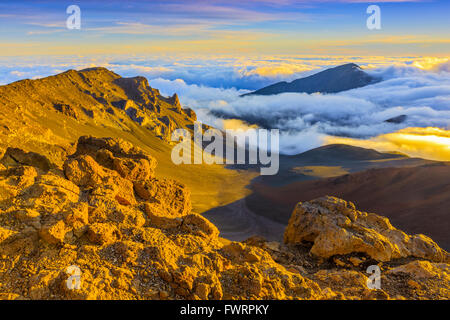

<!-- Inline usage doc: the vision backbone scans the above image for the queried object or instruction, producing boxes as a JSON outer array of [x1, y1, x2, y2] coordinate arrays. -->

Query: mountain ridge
[[0, 67, 257, 215], [243, 63, 380, 96]]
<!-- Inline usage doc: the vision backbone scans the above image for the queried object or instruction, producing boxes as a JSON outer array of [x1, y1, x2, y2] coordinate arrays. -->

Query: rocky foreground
[[0, 136, 449, 300]]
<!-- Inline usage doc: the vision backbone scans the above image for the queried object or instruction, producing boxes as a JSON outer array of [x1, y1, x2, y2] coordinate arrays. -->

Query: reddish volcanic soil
[[248, 163, 450, 250]]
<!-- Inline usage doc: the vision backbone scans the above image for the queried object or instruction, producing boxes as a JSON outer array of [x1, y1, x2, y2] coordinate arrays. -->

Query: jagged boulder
[[113, 157, 155, 182], [0, 148, 52, 172], [181, 214, 219, 239], [64, 155, 108, 187], [388, 260, 449, 280], [87, 223, 121, 245], [284, 196, 449, 262], [39, 220, 68, 244], [143, 201, 218, 238], [20, 173, 81, 214], [74, 136, 154, 161], [64, 155, 136, 206], [63, 136, 162, 207], [134, 177, 191, 216], [73, 136, 157, 178], [168, 93, 182, 112]]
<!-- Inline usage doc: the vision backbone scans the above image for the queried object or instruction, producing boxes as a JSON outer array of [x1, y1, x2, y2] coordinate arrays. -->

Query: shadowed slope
[[249, 163, 450, 250]]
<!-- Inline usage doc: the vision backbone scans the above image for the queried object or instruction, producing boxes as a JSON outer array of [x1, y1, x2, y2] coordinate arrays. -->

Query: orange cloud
[[222, 119, 259, 131], [412, 57, 449, 70], [326, 127, 450, 162]]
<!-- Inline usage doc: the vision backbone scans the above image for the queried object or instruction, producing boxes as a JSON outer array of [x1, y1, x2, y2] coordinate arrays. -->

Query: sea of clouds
[[148, 61, 450, 155], [0, 55, 449, 156]]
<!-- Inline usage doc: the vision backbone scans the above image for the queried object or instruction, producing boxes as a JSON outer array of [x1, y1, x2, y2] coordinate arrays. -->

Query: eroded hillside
[[0, 67, 256, 213]]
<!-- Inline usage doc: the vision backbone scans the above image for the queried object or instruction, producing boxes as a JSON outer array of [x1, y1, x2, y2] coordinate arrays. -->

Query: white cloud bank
[[149, 61, 450, 157]]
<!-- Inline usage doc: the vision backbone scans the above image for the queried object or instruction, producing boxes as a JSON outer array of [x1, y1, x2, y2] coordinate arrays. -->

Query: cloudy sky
[[0, 0, 449, 160]]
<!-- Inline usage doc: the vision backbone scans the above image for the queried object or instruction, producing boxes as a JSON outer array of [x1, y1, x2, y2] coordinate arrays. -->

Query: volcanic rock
[[284, 196, 448, 262], [0, 138, 448, 300]]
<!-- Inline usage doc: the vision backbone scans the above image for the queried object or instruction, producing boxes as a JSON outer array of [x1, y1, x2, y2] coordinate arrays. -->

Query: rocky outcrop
[[284, 196, 448, 262], [167, 93, 182, 111], [0, 137, 324, 300], [53, 103, 79, 120], [244, 63, 379, 96], [1, 148, 52, 173], [0, 67, 196, 161], [385, 114, 407, 124], [0, 142, 448, 300]]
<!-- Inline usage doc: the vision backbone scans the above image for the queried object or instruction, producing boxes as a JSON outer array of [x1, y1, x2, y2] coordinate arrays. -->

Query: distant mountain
[[247, 144, 430, 188], [243, 63, 380, 96], [291, 144, 406, 162]]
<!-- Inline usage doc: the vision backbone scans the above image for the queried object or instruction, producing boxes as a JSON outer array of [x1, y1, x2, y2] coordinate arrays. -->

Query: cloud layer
[[328, 127, 450, 161], [148, 60, 450, 158], [0, 55, 448, 160]]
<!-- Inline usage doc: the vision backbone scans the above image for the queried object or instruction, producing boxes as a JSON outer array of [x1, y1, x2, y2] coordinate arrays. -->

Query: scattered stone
[[39, 220, 67, 244], [87, 223, 120, 245]]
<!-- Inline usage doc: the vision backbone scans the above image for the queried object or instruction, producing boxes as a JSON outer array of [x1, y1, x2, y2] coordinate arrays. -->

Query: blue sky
[[0, 0, 448, 56]]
